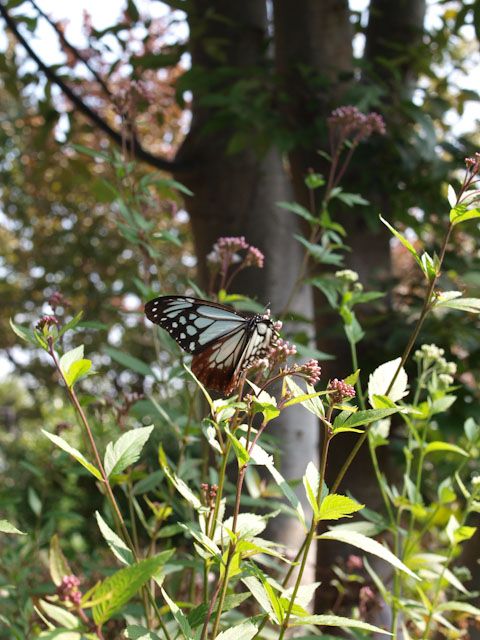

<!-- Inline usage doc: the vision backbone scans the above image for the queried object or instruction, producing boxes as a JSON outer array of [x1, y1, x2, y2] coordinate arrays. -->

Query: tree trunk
[[174, 0, 318, 582]]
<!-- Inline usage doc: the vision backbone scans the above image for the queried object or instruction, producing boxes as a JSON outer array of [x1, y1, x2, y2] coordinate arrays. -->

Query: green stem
[[350, 340, 366, 410], [332, 223, 454, 494], [278, 414, 333, 640], [48, 343, 170, 639]]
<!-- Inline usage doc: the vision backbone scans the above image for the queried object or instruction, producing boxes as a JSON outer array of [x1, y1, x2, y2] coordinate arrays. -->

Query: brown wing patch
[[191, 328, 248, 395]]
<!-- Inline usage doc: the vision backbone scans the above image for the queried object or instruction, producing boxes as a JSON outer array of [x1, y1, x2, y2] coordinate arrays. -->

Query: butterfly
[[144, 295, 278, 395]]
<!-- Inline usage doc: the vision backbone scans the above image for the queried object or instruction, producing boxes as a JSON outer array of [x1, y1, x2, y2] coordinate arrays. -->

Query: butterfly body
[[144, 296, 277, 395]]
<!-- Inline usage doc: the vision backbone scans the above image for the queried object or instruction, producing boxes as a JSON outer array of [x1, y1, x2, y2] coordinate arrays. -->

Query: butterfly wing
[[192, 318, 275, 395], [145, 295, 276, 395], [144, 296, 248, 355]]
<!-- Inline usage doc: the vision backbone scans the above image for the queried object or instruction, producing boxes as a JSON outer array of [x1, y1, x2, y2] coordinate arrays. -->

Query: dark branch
[[29, 0, 113, 100], [0, 2, 185, 173]]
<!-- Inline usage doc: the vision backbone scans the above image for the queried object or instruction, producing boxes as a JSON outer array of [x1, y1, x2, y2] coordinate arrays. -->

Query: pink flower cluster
[[57, 575, 82, 605], [328, 378, 356, 403], [36, 315, 59, 331], [207, 236, 265, 270], [465, 152, 480, 174], [298, 359, 322, 385], [48, 291, 69, 312], [328, 106, 386, 143], [269, 337, 297, 361]]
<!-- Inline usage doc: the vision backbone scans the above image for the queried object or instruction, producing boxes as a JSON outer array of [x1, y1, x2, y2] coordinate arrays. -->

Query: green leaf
[[380, 215, 423, 272], [435, 296, 480, 313], [59, 345, 84, 378], [303, 462, 321, 520], [215, 622, 259, 640], [125, 625, 162, 639], [333, 408, 399, 430], [104, 425, 154, 477], [95, 511, 134, 565], [92, 553, 174, 624], [9, 318, 36, 345], [42, 430, 102, 480], [318, 494, 364, 521], [277, 201, 318, 224], [58, 311, 84, 338], [308, 276, 339, 308], [248, 442, 306, 527], [242, 576, 276, 620], [285, 378, 324, 418], [424, 442, 468, 457], [0, 519, 26, 535], [64, 359, 92, 387], [161, 588, 194, 640], [450, 205, 480, 226], [294, 235, 344, 266], [291, 614, 392, 635], [304, 172, 325, 190], [225, 429, 250, 466], [37, 600, 79, 630], [159, 447, 203, 511], [368, 357, 408, 405], [104, 346, 155, 377], [188, 593, 251, 629], [49, 535, 72, 586], [344, 370, 360, 386], [335, 191, 369, 207], [447, 184, 457, 208], [318, 530, 418, 580]]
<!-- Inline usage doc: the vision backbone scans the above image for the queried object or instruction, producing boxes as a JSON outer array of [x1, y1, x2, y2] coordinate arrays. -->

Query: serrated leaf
[[368, 358, 408, 405], [215, 621, 258, 640], [290, 614, 392, 634], [318, 530, 418, 579], [104, 425, 154, 477], [95, 511, 133, 565], [42, 430, 102, 480], [0, 519, 26, 535], [49, 535, 72, 586], [318, 494, 364, 521], [334, 408, 399, 430], [92, 553, 173, 624]]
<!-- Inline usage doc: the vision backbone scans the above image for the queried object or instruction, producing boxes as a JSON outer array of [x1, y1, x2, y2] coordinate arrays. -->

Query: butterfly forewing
[[144, 296, 247, 355], [145, 295, 277, 394]]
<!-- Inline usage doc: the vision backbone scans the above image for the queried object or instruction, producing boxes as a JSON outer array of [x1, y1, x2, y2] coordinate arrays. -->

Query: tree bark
[[174, 0, 318, 582]]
